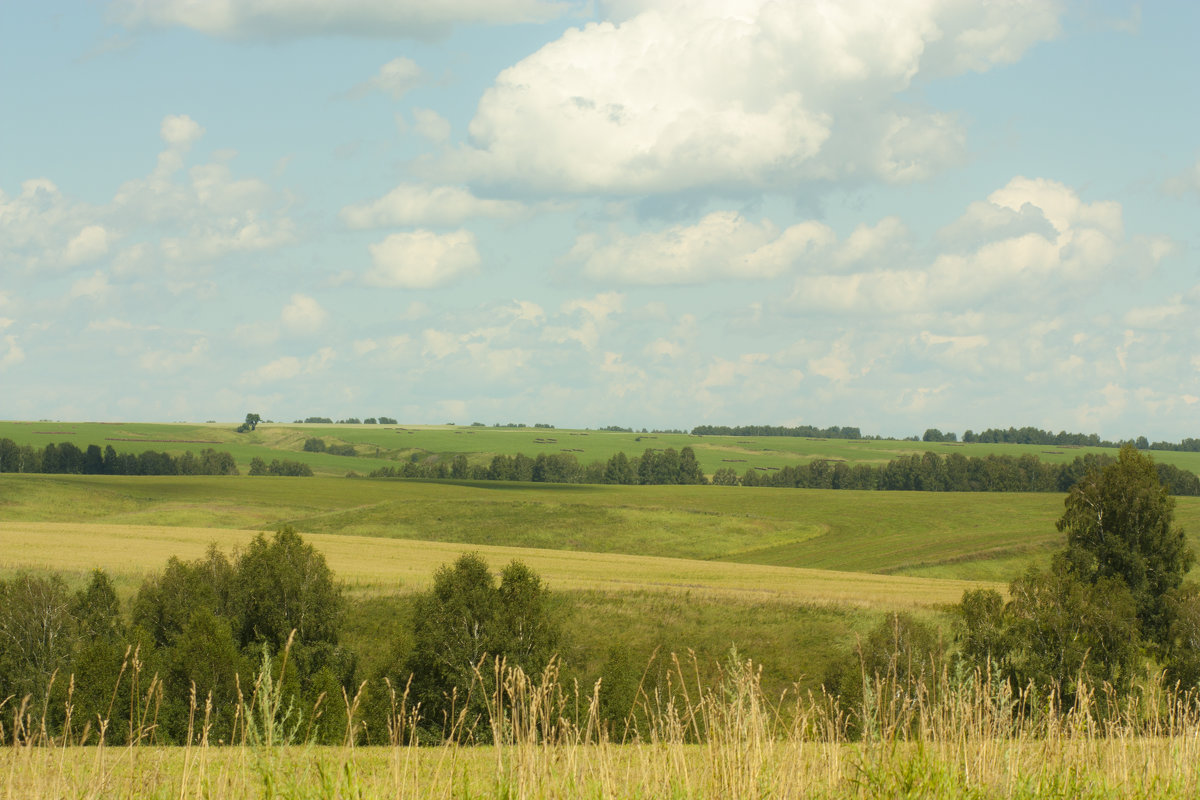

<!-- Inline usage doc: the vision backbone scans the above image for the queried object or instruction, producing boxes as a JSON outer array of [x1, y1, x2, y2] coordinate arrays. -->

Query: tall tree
[[1058, 445, 1193, 646]]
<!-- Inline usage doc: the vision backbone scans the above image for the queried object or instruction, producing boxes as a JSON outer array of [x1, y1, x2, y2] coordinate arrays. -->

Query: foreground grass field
[[6, 655, 1200, 799], [4, 473, 1200, 582], [5, 419, 1199, 477]]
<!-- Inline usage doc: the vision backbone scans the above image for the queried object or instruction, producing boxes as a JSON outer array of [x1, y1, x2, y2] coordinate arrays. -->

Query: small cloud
[[412, 108, 451, 143], [349, 57, 423, 100], [1123, 295, 1186, 328], [87, 318, 162, 333], [244, 347, 335, 385], [138, 338, 208, 373], [160, 114, 205, 148], [341, 184, 524, 228], [281, 293, 328, 334], [64, 225, 112, 266], [69, 270, 112, 301], [0, 336, 23, 369], [1164, 159, 1200, 198], [365, 229, 481, 289], [573, 211, 833, 285], [422, 328, 461, 359]]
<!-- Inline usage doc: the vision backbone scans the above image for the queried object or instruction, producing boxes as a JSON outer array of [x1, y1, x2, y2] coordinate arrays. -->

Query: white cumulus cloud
[[446, 0, 1061, 194]]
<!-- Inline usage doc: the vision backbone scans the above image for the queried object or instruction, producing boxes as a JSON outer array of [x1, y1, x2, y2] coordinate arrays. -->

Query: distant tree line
[[692, 424, 864, 439], [695, 423, 1200, 453], [365, 446, 1199, 496], [368, 447, 707, 486], [734, 451, 1200, 496], [0, 439, 239, 476]]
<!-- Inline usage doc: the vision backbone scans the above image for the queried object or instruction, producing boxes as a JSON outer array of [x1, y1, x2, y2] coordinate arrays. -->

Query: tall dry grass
[[5, 643, 1200, 799]]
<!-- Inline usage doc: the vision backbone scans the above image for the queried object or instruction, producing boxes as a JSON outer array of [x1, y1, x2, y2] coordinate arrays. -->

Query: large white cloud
[[445, 0, 1061, 194], [570, 211, 834, 284], [111, 0, 575, 39], [365, 229, 481, 288]]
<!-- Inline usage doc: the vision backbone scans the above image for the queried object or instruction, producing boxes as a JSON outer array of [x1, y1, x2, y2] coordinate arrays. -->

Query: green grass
[[5, 419, 1198, 477], [4, 474, 1199, 583]]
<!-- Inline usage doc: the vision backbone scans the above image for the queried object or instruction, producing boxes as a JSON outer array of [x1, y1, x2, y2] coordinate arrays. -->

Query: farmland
[[4, 427, 1200, 798]]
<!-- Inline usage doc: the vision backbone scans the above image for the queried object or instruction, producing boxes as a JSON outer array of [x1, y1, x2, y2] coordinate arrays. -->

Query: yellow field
[[0, 521, 996, 609]]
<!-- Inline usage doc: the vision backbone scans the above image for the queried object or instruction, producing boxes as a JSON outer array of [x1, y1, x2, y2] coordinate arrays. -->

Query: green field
[[5, 419, 1199, 477]]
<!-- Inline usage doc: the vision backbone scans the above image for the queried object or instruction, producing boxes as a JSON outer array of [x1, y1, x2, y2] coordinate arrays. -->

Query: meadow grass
[[5, 419, 1198, 477]]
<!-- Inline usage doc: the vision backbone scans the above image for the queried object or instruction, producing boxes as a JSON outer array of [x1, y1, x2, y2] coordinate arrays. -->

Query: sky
[[1, 0, 1198, 439]]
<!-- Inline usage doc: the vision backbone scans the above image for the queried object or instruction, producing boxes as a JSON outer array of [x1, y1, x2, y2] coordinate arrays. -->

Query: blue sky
[[2, 0, 1198, 438]]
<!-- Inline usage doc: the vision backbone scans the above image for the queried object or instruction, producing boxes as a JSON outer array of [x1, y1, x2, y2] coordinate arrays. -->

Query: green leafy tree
[[230, 526, 342, 651], [403, 553, 559, 736], [1004, 562, 1141, 706], [245, 413, 261, 431], [1057, 445, 1193, 646], [710, 467, 739, 486], [133, 545, 234, 649]]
